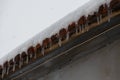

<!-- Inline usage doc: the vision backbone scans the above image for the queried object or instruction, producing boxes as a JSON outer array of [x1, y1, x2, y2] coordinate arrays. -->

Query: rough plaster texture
[[38, 39, 120, 80]]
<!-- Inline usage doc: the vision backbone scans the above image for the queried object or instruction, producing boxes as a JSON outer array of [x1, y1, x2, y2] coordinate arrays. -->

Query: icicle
[[3, 68, 6, 76], [19, 60, 22, 69], [26, 55, 29, 64], [107, 2, 112, 22], [49, 42, 52, 50], [79, 25, 82, 33], [58, 38, 61, 47], [111, 9, 112, 14], [108, 10, 110, 22], [19, 56, 22, 68], [1, 70, 3, 78], [81, 24, 84, 33], [30, 54, 33, 59], [86, 22, 88, 27], [100, 15, 102, 22], [84, 24, 86, 32], [7, 66, 9, 75], [85, 22, 89, 31], [97, 16, 100, 24], [12, 59, 15, 72], [75, 26, 78, 34], [20, 59, 23, 68], [66, 32, 69, 40], [79, 26, 82, 32], [42, 48, 44, 56], [20, 59, 22, 68], [2, 68, 4, 77], [34, 52, 37, 59], [83, 24, 86, 32], [13, 63, 15, 72], [107, 8, 112, 22], [81, 25, 83, 33], [2, 69, 4, 79], [75, 23, 78, 34]]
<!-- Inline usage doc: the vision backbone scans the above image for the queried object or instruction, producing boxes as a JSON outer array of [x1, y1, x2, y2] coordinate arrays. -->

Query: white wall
[[38, 39, 120, 80]]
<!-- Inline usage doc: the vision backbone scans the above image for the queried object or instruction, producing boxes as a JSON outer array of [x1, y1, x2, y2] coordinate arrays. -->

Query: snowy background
[[0, 0, 89, 59]]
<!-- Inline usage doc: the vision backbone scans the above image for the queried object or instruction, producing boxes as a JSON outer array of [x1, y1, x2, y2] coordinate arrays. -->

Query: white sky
[[0, 0, 89, 59]]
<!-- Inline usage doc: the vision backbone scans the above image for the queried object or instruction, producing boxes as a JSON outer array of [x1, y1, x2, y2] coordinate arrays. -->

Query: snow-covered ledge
[[0, 0, 111, 65]]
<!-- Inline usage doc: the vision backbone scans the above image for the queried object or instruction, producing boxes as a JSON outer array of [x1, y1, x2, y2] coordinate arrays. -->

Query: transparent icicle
[[21, 59, 23, 68], [34, 52, 37, 59], [85, 22, 89, 31], [30, 54, 32, 59], [79, 25, 81, 33], [100, 15, 102, 22], [7, 66, 9, 75], [4, 68, 6, 75], [42, 48, 44, 56], [26, 55, 29, 64], [107, 2, 112, 22], [81, 24, 84, 33], [49, 42, 52, 50], [19, 59, 22, 69], [97, 16, 100, 24], [21, 59, 23, 67], [58, 38, 61, 47], [19, 50, 22, 68], [13, 63, 15, 72], [2, 69, 4, 78], [75, 23, 79, 34], [76, 26, 78, 34], [83, 24, 85, 32], [108, 9, 112, 22], [2, 69, 4, 79], [80, 25, 82, 33], [66, 32, 69, 40]]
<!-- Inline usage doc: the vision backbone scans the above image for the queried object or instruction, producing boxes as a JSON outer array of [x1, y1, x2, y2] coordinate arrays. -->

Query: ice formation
[[0, 0, 111, 65]]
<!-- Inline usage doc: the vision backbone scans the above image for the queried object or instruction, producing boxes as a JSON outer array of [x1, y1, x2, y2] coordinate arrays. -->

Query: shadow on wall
[[38, 39, 120, 80]]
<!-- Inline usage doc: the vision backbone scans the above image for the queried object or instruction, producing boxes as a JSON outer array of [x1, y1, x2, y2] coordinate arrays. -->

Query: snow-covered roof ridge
[[0, 0, 111, 65]]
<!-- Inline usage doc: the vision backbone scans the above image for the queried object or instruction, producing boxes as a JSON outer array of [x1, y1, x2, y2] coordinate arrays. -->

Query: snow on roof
[[0, 0, 111, 65]]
